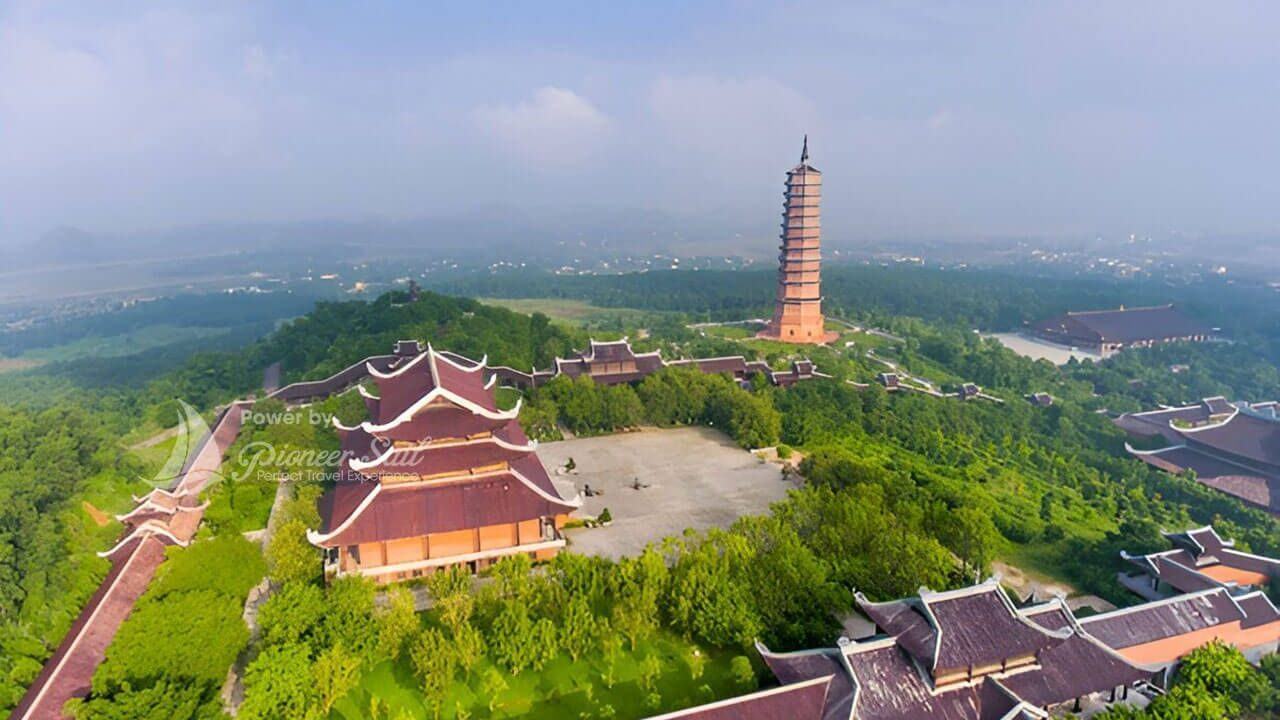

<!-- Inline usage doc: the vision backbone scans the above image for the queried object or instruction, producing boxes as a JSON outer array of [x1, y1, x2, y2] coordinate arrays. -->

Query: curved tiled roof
[[641, 676, 832, 720], [308, 467, 578, 547], [1177, 409, 1280, 470], [1079, 588, 1243, 649], [1034, 304, 1209, 344]]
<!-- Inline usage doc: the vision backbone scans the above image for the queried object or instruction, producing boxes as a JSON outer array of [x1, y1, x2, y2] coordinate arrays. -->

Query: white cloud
[[473, 87, 611, 167]]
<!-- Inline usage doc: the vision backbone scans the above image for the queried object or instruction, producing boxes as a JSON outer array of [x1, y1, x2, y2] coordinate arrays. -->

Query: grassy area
[[494, 386, 523, 411], [477, 298, 656, 330], [19, 323, 230, 364], [834, 328, 896, 353], [699, 324, 754, 340], [127, 434, 182, 478], [333, 631, 751, 720]]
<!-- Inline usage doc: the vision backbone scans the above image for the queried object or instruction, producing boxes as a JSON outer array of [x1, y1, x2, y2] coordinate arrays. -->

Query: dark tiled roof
[[924, 587, 1060, 672], [766, 583, 1158, 720], [316, 479, 379, 534], [371, 403, 511, 443], [1034, 305, 1209, 344], [841, 640, 986, 720], [372, 349, 497, 422], [687, 356, 751, 375], [1018, 602, 1075, 633], [758, 648, 854, 720], [855, 596, 937, 666], [1080, 589, 1243, 649], [999, 632, 1151, 708], [1198, 474, 1280, 513], [351, 421, 533, 478], [1236, 592, 1280, 629], [312, 470, 574, 547], [1166, 526, 1231, 556], [1178, 411, 1280, 470], [1148, 554, 1222, 594], [1127, 445, 1279, 512], [1219, 547, 1280, 578], [641, 676, 832, 720], [586, 339, 636, 362]]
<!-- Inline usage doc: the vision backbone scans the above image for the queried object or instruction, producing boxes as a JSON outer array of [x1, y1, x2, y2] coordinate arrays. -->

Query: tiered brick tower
[[758, 136, 838, 344]]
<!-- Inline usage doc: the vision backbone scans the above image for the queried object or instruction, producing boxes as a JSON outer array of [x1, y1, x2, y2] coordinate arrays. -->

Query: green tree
[[425, 565, 474, 630], [239, 643, 319, 720], [409, 628, 456, 719], [560, 594, 599, 660], [376, 585, 419, 660], [490, 603, 536, 674], [729, 655, 756, 691], [257, 581, 325, 650], [452, 622, 486, 676], [313, 643, 363, 715], [638, 654, 663, 694], [266, 519, 320, 586]]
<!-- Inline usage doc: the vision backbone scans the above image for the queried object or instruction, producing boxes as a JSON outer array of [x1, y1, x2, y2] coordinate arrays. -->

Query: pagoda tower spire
[[757, 137, 838, 344]]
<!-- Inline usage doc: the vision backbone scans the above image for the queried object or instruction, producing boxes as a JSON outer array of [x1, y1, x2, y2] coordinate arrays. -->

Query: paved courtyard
[[537, 426, 797, 559], [987, 332, 1104, 365]]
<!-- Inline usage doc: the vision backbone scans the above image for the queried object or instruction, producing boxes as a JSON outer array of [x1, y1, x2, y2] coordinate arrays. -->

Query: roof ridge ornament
[[800, 134, 809, 163]]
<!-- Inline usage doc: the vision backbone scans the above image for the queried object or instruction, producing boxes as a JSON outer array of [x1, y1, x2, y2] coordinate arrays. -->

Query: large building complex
[[1031, 304, 1211, 356], [645, 567, 1280, 720], [269, 338, 820, 405], [1120, 526, 1280, 602], [307, 346, 581, 582], [497, 337, 818, 389], [1117, 397, 1280, 513], [758, 137, 838, 345]]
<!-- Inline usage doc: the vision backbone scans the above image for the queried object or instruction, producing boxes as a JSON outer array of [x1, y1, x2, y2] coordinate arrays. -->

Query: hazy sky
[[2, 1, 1279, 247]]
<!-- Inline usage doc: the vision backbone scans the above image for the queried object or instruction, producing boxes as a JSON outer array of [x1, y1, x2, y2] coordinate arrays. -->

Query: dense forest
[[1, 262, 1277, 718], [0, 291, 584, 715], [433, 265, 1280, 358]]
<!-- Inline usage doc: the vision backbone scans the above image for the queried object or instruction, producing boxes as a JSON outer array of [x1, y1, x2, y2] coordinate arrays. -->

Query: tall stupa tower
[[758, 136, 838, 344]]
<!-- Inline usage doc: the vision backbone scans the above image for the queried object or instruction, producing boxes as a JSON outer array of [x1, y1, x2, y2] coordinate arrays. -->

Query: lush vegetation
[[3, 263, 1280, 717], [0, 405, 150, 712], [243, 475, 958, 720], [1097, 641, 1280, 719], [520, 367, 781, 450], [70, 535, 266, 719], [0, 290, 588, 717]]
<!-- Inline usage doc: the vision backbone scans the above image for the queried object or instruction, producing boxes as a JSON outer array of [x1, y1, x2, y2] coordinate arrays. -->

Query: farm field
[[477, 297, 658, 329]]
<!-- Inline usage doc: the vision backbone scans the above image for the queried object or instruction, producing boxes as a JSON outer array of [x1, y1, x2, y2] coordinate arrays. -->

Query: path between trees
[[12, 406, 247, 720], [992, 561, 1116, 614]]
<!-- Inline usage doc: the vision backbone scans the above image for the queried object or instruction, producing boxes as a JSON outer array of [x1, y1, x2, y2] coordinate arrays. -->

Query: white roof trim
[[357, 384, 379, 400], [1220, 547, 1280, 568], [1235, 590, 1280, 617], [306, 482, 383, 545], [307, 463, 579, 546], [1079, 587, 1231, 624], [639, 675, 834, 720], [361, 388, 520, 433], [432, 348, 487, 373], [366, 349, 431, 379], [131, 486, 184, 503], [332, 415, 362, 432], [348, 433, 536, 472], [1124, 442, 1187, 457], [1175, 409, 1239, 434], [115, 498, 207, 522], [97, 521, 189, 558]]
